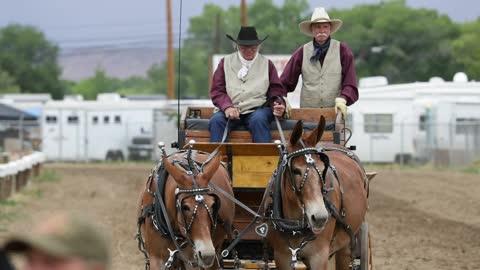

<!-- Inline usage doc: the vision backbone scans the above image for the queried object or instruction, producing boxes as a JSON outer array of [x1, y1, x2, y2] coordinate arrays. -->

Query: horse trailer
[[346, 75, 480, 164]]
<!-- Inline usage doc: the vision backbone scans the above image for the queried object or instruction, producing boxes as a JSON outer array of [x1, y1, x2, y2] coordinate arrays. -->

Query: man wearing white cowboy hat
[[280, 7, 358, 119], [209, 26, 287, 143]]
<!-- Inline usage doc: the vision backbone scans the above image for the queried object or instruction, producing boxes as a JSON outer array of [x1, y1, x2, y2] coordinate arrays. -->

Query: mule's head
[[285, 117, 330, 233], [162, 153, 222, 268]]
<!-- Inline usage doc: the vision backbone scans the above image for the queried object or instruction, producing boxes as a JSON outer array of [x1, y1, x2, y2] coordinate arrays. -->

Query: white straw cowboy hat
[[299, 7, 343, 37]]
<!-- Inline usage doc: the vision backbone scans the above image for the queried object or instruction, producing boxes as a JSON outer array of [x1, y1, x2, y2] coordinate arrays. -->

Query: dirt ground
[[1, 163, 479, 270]]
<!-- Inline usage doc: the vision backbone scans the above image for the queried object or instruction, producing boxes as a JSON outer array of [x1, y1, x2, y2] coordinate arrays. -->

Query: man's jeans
[[209, 107, 274, 143]]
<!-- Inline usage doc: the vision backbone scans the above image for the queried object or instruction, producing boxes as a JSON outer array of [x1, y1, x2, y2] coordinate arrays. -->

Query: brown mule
[[136, 150, 235, 269], [264, 117, 368, 270]]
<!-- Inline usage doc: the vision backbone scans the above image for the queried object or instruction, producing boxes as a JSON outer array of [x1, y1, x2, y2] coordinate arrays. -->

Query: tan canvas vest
[[300, 39, 342, 108], [224, 53, 269, 114]]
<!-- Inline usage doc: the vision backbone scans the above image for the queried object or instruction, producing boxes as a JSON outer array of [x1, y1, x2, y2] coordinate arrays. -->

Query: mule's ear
[[162, 155, 189, 187], [199, 154, 221, 186], [305, 116, 325, 146], [289, 120, 304, 146]]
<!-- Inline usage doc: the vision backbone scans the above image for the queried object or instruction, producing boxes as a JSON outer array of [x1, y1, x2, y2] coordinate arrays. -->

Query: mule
[[136, 149, 235, 270], [264, 117, 368, 270]]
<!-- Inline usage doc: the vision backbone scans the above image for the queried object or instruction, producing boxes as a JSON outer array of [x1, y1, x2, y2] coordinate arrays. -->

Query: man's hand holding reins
[[225, 107, 240, 120]]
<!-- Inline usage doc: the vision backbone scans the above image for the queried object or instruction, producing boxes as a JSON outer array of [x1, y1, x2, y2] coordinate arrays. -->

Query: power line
[[59, 46, 169, 57], [54, 32, 190, 50], [54, 31, 188, 44]]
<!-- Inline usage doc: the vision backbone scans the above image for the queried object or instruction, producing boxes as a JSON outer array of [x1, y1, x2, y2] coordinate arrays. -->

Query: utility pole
[[241, 0, 247, 26], [208, 14, 222, 90], [166, 0, 175, 99]]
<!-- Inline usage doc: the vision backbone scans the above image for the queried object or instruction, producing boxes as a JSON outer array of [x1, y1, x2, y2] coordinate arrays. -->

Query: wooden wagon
[[176, 107, 372, 270]]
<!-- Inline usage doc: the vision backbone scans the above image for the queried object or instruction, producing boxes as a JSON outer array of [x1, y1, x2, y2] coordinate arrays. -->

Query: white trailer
[[42, 99, 161, 161], [346, 75, 480, 164], [347, 91, 418, 163], [414, 98, 480, 166], [41, 96, 213, 161]]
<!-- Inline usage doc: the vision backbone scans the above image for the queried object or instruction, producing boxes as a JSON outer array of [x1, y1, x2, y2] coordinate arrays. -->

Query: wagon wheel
[[359, 222, 372, 270]]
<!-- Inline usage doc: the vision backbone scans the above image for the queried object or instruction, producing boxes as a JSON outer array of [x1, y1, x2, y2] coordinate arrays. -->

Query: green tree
[[0, 69, 20, 93], [147, 63, 168, 95], [71, 69, 120, 99], [0, 24, 65, 98], [116, 76, 155, 96], [333, 0, 461, 83], [452, 19, 480, 80]]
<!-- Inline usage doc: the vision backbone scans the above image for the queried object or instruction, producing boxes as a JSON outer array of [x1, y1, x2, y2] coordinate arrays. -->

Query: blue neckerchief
[[310, 37, 331, 64]]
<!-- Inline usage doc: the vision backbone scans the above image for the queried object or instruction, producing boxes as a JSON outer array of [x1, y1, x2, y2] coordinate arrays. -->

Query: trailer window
[[104, 116, 110, 124], [419, 114, 426, 131], [456, 118, 480, 134], [67, 116, 79, 124], [92, 116, 98, 124], [114, 115, 121, 124], [45, 115, 57, 124], [364, 114, 393, 133]]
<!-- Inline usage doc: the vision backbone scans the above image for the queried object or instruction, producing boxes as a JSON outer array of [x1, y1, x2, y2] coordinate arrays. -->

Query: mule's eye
[[181, 204, 191, 212], [292, 168, 302, 176]]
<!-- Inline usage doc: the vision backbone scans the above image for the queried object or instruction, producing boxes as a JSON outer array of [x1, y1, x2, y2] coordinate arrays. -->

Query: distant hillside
[[58, 47, 167, 81]]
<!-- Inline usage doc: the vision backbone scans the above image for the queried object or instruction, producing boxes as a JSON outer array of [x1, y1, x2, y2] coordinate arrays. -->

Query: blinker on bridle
[[284, 146, 329, 194]]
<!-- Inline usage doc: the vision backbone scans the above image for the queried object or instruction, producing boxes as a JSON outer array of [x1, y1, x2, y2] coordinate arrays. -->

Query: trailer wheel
[[359, 222, 372, 270], [115, 151, 124, 162], [105, 151, 116, 161]]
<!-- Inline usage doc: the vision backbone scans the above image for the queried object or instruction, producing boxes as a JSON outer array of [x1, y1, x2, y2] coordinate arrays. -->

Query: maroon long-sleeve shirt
[[210, 58, 286, 112], [280, 42, 358, 106]]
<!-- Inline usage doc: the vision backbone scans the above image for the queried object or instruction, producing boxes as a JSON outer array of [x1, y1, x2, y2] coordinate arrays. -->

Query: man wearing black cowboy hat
[[280, 7, 358, 120], [209, 26, 286, 143]]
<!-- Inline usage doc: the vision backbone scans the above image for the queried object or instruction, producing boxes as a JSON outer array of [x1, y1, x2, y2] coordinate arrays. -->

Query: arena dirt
[[1, 163, 479, 269]]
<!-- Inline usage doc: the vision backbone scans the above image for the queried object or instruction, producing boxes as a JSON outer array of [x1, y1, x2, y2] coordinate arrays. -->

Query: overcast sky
[[0, 0, 478, 49]]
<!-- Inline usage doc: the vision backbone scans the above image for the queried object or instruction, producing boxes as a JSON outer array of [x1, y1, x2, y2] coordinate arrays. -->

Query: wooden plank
[[232, 156, 276, 188], [289, 108, 336, 122]]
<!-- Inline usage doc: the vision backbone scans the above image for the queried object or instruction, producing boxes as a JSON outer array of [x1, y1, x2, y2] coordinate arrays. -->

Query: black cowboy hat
[[226, 26, 268, 46]]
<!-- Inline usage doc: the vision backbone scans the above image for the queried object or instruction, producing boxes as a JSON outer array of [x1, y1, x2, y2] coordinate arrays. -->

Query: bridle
[[175, 180, 221, 240], [285, 145, 331, 196], [269, 140, 333, 235], [168, 147, 223, 252]]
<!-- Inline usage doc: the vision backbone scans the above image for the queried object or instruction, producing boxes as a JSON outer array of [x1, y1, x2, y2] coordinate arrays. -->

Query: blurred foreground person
[[0, 248, 14, 270], [3, 213, 110, 270]]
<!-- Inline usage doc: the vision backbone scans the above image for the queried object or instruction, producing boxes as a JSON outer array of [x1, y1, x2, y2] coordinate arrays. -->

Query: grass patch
[[19, 188, 43, 198], [0, 199, 22, 207], [31, 169, 60, 183], [0, 209, 17, 220], [0, 169, 61, 228], [462, 160, 480, 174], [0, 199, 21, 225]]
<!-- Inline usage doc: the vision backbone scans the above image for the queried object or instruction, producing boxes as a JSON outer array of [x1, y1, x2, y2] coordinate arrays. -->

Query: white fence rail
[[0, 151, 46, 200]]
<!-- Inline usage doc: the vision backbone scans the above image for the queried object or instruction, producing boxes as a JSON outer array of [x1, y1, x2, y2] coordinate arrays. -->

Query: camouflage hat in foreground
[[3, 213, 110, 266]]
